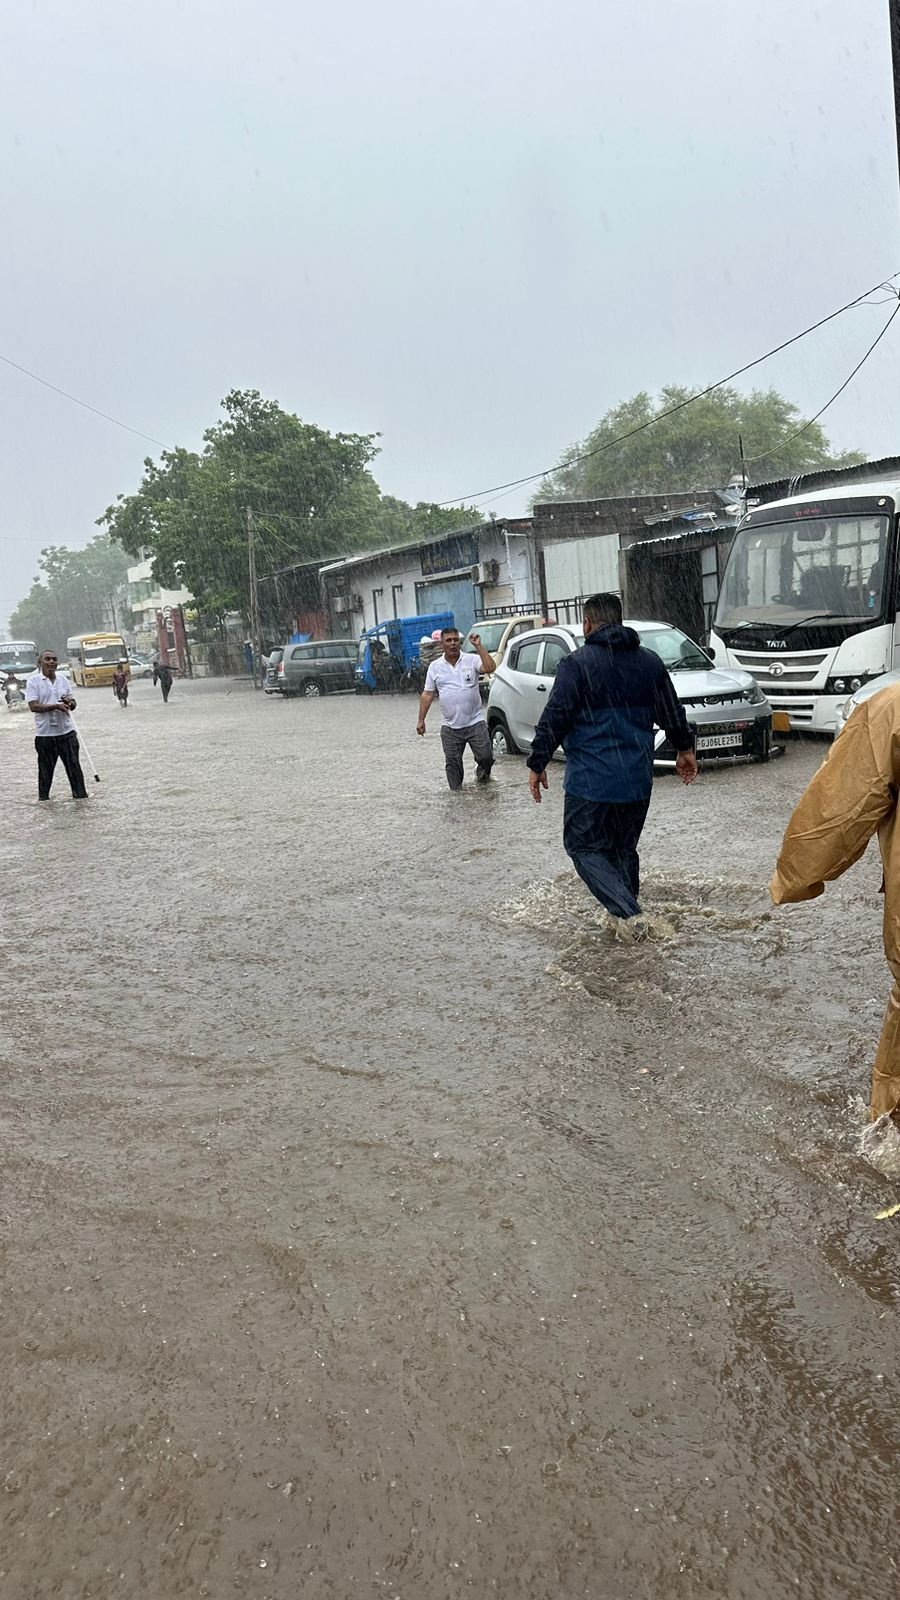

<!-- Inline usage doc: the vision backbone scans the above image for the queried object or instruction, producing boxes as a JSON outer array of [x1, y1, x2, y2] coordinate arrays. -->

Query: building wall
[[126, 557, 193, 644], [543, 534, 621, 602], [323, 529, 535, 639]]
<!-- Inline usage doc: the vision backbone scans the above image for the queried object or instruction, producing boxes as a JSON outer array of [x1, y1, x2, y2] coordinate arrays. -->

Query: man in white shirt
[[25, 650, 89, 801], [416, 627, 497, 789]]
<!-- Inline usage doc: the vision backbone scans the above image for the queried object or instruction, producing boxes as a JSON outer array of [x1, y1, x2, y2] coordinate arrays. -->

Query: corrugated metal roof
[[319, 539, 422, 575], [628, 525, 733, 551]]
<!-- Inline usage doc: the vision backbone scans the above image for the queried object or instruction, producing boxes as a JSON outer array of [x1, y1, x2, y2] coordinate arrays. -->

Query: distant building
[[126, 556, 193, 650], [531, 490, 739, 635], [319, 518, 538, 638]]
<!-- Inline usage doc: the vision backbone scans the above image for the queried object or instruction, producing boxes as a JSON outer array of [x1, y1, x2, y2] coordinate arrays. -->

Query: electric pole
[[883, 1, 890, 196], [246, 505, 263, 690]]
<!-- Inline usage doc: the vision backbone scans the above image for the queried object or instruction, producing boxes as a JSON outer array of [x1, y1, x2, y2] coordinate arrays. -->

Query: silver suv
[[276, 640, 357, 697], [487, 621, 772, 763]]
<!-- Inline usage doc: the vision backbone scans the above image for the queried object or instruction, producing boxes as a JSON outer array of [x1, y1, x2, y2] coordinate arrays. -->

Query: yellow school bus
[[67, 632, 129, 687]]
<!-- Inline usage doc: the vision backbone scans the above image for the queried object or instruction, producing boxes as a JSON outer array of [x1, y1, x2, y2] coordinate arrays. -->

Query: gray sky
[[2, 0, 899, 630]]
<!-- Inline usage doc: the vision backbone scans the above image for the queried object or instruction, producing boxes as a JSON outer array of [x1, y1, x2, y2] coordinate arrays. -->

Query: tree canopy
[[99, 389, 482, 615], [9, 535, 130, 655], [539, 385, 865, 501]]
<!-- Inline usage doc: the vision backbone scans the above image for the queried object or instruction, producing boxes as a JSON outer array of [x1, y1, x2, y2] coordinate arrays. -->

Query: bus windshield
[[0, 641, 38, 674], [716, 513, 889, 629], [82, 642, 126, 664]]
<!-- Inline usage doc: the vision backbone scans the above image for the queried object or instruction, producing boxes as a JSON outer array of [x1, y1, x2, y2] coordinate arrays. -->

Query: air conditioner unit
[[471, 560, 500, 586], [332, 594, 348, 613]]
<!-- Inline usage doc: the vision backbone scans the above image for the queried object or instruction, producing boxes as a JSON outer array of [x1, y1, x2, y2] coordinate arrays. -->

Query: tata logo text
[[766, 640, 788, 649]]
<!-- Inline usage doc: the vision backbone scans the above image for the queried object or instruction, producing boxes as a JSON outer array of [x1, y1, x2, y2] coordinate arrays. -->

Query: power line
[[745, 299, 900, 467], [0, 351, 169, 449], [436, 271, 900, 507]]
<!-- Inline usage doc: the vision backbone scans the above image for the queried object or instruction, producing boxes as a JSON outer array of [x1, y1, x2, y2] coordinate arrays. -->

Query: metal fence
[[544, 595, 587, 626], [474, 595, 587, 625]]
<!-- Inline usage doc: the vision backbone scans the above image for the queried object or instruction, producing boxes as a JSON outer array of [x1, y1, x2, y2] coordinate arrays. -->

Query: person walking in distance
[[153, 658, 174, 703], [25, 649, 89, 802], [526, 593, 697, 939], [112, 660, 129, 709], [417, 628, 497, 789]]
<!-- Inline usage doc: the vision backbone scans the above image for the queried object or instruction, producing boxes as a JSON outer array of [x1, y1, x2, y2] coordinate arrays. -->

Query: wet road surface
[[2, 680, 898, 1599]]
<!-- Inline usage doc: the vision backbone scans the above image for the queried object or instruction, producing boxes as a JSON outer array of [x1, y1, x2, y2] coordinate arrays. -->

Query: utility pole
[[891, 0, 900, 196], [246, 506, 263, 690]]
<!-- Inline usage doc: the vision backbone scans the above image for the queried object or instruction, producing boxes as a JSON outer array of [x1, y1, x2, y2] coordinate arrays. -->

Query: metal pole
[[179, 605, 194, 679], [246, 506, 262, 690], [891, 0, 900, 196]]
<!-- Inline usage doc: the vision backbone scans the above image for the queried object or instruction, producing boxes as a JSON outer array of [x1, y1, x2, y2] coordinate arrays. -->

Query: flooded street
[[2, 679, 898, 1599]]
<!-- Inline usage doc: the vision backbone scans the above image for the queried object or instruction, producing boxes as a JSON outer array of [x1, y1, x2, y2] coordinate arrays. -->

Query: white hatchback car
[[487, 621, 773, 764]]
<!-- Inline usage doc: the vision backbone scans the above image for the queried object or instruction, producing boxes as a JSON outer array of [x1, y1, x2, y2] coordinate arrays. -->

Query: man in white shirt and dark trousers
[[417, 627, 497, 789], [25, 650, 88, 801]]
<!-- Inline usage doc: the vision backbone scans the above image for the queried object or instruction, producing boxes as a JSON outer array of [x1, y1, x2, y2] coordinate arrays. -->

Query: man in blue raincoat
[[526, 593, 697, 936]]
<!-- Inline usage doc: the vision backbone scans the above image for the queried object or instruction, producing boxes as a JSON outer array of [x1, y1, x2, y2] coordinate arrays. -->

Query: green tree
[[100, 390, 486, 616], [10, 535, 130, 654], [100, 390, 385, 614], [373, 497, 485, 545], [539, 385, 865, 501]]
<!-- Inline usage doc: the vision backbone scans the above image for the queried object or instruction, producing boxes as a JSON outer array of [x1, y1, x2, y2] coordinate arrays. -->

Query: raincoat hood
[[585, 624, 641, 653]]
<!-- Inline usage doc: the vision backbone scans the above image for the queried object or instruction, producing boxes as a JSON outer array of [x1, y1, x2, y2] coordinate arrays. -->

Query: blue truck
[[355, 612, 454, 693]]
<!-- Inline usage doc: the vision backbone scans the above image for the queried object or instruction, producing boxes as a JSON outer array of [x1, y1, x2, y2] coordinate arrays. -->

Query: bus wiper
[[722, 613, 844, 639], [768, 612, 846, 639]]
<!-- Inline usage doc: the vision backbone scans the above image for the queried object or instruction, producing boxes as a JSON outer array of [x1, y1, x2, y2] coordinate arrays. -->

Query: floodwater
[[1, 679, 898, 1600]]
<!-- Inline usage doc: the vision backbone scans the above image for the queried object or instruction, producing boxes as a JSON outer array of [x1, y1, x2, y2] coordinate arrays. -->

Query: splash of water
[[856, 1105, 900, 1178]]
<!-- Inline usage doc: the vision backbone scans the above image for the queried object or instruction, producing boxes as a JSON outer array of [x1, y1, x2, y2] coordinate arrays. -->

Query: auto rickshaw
[[355, 613, 454, 693]]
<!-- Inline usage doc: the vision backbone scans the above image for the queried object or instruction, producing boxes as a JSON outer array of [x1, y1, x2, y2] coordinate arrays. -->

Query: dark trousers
[[563, 793, 650, 920], [35, 733, 88, 800], [440, 721, 493, 790]]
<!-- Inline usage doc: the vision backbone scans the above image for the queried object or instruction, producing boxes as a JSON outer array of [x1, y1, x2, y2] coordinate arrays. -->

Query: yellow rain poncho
[[771, 686, 900, 1121]]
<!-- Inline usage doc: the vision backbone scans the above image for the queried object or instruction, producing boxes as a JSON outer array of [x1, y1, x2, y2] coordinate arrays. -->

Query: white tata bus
[[709, 460, 900, 733]]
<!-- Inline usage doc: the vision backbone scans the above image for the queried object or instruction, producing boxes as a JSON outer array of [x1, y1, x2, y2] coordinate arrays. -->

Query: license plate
[[696, 731, 743, 751]]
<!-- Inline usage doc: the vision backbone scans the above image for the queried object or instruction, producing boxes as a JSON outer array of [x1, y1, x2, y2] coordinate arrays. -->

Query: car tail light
[[278, 660, 285, 675]]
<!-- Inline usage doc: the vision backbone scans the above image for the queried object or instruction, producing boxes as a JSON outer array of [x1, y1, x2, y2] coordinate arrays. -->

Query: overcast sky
[[2, 0, 899, 630]]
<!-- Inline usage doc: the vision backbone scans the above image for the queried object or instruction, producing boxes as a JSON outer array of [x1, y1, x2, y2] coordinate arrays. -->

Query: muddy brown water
[[1, 681, 898, 1599]]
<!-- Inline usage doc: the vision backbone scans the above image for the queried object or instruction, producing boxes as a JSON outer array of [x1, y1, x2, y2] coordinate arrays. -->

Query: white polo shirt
[[424, 652, 485, 730], [25, 670, 76, 737]]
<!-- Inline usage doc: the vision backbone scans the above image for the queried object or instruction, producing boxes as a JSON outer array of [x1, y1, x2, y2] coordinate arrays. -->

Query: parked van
[[462, 613, 545, 692], [264, 647, 285, 692], [277, 640, 357, 697], [462, 613, 544, 668]]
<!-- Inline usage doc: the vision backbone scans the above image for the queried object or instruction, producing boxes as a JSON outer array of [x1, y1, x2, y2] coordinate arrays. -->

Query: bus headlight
[[826, 674, 874, 696]]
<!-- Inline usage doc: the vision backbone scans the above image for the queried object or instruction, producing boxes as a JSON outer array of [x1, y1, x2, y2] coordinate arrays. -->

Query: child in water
[[112, 661, 129, 709]]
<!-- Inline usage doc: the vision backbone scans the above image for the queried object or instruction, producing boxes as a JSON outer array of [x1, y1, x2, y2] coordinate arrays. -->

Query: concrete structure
[[531, 491, 732, 610], [319, 518, 538, 640], [620, 502, 739, 640], [126, 556, 193, 651]]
